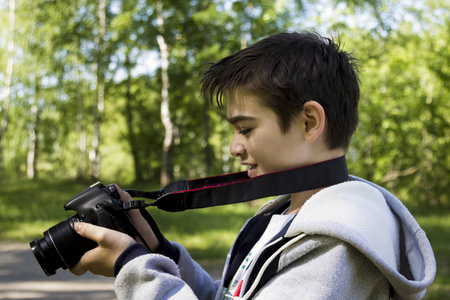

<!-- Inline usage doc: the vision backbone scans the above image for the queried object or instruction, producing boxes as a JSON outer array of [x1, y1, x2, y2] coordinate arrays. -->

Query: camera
[[30, 182, 138, 276]]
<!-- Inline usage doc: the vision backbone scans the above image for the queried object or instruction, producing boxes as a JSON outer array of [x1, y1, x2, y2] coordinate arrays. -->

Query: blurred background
[[0, 0, 448, 299]]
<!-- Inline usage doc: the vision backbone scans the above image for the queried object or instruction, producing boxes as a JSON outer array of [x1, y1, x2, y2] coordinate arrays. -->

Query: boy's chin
[[247, 166, 259, 178]]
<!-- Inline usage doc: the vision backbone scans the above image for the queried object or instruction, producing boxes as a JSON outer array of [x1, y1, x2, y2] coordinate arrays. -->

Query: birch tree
[[156, 1, 173, 186], [90, 0, 106, 179], [26, 75, 40, 179], [0, 0, 15, 176]]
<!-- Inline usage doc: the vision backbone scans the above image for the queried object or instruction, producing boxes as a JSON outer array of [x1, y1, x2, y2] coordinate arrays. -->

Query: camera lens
[[30, 216, 97, 276]]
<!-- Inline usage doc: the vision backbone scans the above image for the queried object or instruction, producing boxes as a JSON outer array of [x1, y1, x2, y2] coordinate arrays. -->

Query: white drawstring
[[241, 233, 308, 299], [224, 294, 243, 300]]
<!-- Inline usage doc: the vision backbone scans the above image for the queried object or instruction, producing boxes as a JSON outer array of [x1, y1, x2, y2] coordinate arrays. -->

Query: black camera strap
[[127, 156, 348, 212]]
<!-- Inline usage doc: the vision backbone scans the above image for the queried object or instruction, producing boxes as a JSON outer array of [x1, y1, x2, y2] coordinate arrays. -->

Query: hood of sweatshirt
[[255, 175, 436, 300]]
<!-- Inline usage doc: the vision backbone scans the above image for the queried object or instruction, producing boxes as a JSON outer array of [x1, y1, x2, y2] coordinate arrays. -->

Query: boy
[[70, 32, 436, 299]]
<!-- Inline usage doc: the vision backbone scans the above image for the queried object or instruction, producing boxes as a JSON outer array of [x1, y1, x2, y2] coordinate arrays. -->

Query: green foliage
[[345, 19, 449, 207], [0, 1, 447, 194]]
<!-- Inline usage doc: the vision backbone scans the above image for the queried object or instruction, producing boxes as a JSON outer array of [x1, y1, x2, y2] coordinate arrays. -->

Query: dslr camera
[[30, 182, 138, 276]]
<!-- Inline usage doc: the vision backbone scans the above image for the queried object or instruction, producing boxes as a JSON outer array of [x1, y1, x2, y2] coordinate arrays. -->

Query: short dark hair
[[200, 31, 360, 150]]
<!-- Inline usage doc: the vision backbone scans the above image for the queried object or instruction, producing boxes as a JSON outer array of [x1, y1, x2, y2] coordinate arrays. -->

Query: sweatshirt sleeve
[[250, 236, 391, 300], [114, 241, 219, 300]]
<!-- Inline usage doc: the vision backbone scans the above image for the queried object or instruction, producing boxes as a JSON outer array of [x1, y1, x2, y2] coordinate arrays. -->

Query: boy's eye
[[239, 128, 252, 135]]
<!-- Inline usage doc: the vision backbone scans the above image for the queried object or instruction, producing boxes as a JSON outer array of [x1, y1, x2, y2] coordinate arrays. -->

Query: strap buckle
[[122, 200, 147, 210]]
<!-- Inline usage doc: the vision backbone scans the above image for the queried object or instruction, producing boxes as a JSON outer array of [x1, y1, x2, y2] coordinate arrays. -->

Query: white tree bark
[[157, 1, 173, 186], [27, 81, 39, 179], [90, 0, 106, 179], [0, 0, 15, 174]]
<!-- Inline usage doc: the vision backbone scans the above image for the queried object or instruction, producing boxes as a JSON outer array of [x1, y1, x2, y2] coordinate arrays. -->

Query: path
[[0, 242, 223, 300]]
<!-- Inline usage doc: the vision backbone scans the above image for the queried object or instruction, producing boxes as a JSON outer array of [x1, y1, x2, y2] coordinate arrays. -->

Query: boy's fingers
[[69, 248, 94, 276], [74, 222, 106, 243], [70, 260, 87, 276], [114, 183, 133, 203]]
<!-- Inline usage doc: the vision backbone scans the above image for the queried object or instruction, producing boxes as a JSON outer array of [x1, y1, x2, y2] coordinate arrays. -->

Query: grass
[[0, 178, 448, 299], [0, 178, 262, 260], [413, 211, 450, 299]]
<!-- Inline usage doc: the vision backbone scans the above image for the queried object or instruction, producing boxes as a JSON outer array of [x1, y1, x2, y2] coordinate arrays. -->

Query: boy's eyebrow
[[227, 115, 257, 125]]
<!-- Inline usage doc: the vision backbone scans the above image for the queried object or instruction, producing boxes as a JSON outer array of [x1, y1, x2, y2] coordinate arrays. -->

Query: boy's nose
[[230, 138, 246, 157]]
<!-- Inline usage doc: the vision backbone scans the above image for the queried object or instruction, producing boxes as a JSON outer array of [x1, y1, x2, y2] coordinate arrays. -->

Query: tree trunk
[[90, 0, 106, 180], [203, 98, 213, 174], [0, 0, 15, 176], [157, 1, 173, 186], [76, 80, 87, 180], [27, 78, 40, 179], [124, 51, 143, 182]]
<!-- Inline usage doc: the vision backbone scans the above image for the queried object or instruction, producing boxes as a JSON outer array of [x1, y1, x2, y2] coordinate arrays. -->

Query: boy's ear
[[301, 101, 326, 143]]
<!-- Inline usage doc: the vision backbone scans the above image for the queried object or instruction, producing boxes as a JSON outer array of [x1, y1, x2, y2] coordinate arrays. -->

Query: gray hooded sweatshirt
[[114, 176, 436, 299]]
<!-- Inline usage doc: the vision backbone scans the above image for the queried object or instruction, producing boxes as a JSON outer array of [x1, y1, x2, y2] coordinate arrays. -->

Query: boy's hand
[[115, 184, 161, 252], [69, 222, 135, 277]]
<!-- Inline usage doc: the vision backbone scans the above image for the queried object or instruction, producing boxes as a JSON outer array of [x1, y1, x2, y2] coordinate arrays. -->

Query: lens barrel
[[30, 216, 97, 276]]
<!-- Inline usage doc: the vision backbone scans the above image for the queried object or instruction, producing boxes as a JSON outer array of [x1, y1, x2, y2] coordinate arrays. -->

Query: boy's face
[[227, 92, 313, 178]]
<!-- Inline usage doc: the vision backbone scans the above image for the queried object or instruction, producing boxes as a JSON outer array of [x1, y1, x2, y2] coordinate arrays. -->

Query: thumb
[[74, 222, 135, 249], [74, 222, 105, 243]]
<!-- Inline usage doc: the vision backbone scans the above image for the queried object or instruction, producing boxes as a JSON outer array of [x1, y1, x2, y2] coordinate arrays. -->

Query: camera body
[[30, 182, 137, 276]]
